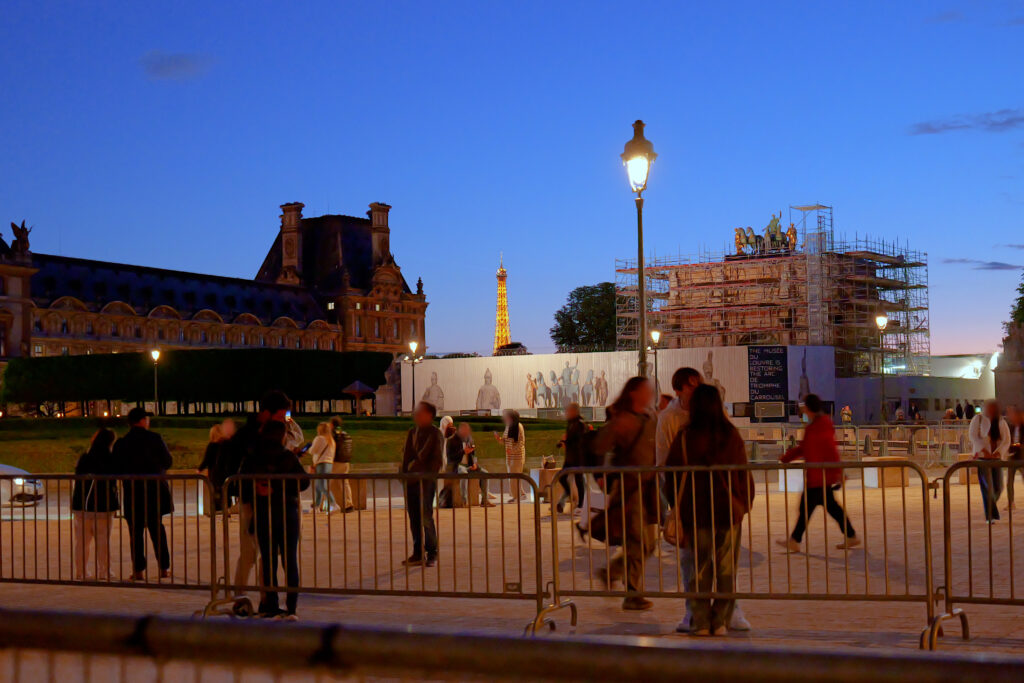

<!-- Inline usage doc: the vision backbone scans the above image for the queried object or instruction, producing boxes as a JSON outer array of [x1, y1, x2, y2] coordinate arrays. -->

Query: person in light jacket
[[970, 400, 1011, 522], [308, 422, 338, 513]]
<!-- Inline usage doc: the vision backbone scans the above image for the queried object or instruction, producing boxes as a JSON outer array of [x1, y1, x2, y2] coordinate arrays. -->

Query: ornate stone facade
[[0, 202, 427, 361]]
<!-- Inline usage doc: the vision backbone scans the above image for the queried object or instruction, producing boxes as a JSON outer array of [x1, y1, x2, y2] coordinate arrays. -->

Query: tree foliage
[[1011, 272, 1024, 326], [549, 282, 616, 352]]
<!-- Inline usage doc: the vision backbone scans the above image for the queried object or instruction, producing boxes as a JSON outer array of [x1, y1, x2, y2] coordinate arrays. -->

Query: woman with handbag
[[71, 428, 120, 581], [590, 376, 659, 611]]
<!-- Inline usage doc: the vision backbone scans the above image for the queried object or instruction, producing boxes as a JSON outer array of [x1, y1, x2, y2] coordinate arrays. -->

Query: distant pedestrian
[[970, 399, 1010, 523], [240, 419, 309, 619], [329, 416, 354, 511], [308, 422, 339, 513], [675, 383, 753, 635], [71, 428, 120, 581], [964, 401, 976, 420], [777, 394, 859, 552], [1006, 406, 1023, 512], [556, 403, 590, 514], [198, 419, 236, 510], [438, 419, 463, 508], [113, 407, 173, 581], [955, 402, 964, 420], [401, 401, 443, 567], [494, 410, 527, 501], [591, 376, 659, 611]]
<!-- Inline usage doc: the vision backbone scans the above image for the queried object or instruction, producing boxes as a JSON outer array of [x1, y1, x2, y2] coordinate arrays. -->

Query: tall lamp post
[[404, 340, 423, 414], [621, 120, 657, 378], [875, 314, 888, 424], [150, 349, 161, 416], [649, 329, 661, 394]]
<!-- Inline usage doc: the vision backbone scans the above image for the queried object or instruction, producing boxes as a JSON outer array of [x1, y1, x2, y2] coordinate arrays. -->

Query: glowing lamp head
[[875, 314, 888, 331], [150, 349, 161, 362], [409, 341, 418, 355], [650, 329, 661, 345], [621, 120, 657, 194]]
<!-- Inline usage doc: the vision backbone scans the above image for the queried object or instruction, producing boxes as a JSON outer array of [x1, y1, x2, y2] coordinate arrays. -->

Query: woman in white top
[[969, 400, 1011, 523], [494, 410, 527, 501], [309, 422, 338, 513]]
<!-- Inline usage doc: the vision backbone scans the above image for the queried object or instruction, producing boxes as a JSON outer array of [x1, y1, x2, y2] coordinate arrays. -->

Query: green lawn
[[0, 416, 567, 474]]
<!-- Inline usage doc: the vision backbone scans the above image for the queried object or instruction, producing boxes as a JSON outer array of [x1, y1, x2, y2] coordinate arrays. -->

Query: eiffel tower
[[493, 254, 510, 354]]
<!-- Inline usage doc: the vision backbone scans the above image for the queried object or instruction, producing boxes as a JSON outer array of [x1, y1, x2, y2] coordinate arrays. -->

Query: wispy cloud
[[1003, 244, 1024, 250], [139, 50, 212, 81], [943, 257, 1023, 270], [909, 108, 1024, 135], [926, 10, 965, 24]]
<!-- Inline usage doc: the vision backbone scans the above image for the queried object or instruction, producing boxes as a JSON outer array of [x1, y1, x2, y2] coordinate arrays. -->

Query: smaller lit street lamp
[[622, 120, 657, 378], [649, 329, 662, 394], [875, 314, 888, 424], [150, 349, 161, 416], [404, 341, 423, 413]]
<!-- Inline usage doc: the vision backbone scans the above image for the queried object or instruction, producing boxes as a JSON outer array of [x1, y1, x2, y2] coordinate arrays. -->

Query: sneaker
[[713, 625, 727, 636], [328, 505, 341, 514], [690, 628, 711, 637], [424, 554, 437, 568], [776, 538, 801, 553], [675, 612, 693, 633], [622, 596, 653, 611], [283, 613, 298, 622], [344, 506, 355, 512], [728, 606, 751, 631], [836, 536, 861, 550], [481, 500, 496, 508], [402, 555, 423, 566]]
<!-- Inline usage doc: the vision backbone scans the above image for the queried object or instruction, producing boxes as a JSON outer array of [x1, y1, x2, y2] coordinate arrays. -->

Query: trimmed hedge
[[0, 349, 394, 405]]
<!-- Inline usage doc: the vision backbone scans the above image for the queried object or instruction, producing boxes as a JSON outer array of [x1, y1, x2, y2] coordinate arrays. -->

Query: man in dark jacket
[[113, 407, 173, 580], [401, 401, 443, 567], [556, 402, 589, 514]]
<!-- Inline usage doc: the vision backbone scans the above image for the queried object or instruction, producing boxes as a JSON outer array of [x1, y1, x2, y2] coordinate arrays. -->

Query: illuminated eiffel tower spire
[[493, 253, 510, 354]]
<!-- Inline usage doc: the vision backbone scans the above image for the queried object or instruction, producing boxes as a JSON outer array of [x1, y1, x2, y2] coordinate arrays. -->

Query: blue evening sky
[[2, 1, 1023, 356]]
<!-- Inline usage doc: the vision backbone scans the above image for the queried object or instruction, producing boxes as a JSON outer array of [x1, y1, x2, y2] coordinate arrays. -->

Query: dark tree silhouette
[[550, 282, 616, 352]]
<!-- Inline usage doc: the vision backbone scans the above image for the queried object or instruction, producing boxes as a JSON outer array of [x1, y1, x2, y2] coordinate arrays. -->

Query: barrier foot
[[526, 600, 577, 637], [922, 609, 968, 650], [200, 596, 254, 619]]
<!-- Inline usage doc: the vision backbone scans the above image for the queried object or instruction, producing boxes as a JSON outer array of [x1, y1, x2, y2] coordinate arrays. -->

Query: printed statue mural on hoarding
[[421, 371, 445, 410], [475, 368, 501, 410]]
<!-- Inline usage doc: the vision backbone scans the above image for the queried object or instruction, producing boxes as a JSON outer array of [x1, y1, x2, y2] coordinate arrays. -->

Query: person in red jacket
[[777, 394, 859, 552]]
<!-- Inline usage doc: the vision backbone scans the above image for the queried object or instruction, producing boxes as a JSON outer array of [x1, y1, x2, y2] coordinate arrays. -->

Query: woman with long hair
[[676, 383, 753, 635], [71, 428, 120, 581], [494, 409, 527, 501], [590, 376, 659, 611], [198, 419, 236, 511], [309, 422, 338, 513]]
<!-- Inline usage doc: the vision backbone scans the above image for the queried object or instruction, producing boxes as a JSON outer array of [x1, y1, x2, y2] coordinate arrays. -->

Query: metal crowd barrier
[[537, 461, 938, 647], [0, 474, 216, 606], [203, 472, 549, 632], [926, 459, 1024, 649]]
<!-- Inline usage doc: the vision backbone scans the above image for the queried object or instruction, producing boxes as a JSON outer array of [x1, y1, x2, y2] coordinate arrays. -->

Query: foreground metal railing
[[536, 461, 938, 646], [2, 607, 1023, 682], [203, 472, 549, 632]]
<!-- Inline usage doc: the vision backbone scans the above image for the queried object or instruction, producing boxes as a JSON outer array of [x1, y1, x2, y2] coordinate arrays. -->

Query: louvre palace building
[[0, 201, 427, 363]]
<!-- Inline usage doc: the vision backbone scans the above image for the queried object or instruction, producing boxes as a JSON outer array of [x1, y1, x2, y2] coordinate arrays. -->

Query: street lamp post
[[404, 341, 423, 413], [650, 329, 661, 393], [150, 349, 161, 416], [875, 314, 888, 424], [622, 120, 657, 378]]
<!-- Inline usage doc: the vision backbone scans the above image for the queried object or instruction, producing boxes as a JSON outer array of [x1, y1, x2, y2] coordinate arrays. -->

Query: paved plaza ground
[[1, 466, 1023, 657]]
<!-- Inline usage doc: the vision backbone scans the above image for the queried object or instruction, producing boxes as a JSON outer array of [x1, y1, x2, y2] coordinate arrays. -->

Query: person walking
[[220, 390, 293, 608], [113, 407, 174, 581], [329, 416, 354, 512], [71, 427, 120, 581], [494, 410, 527, 502], [402, 401, 443, 567], [660, 367, 751, 633], [970, 399, 1011, 523], [198, 419, 236, 511], [777, 394, 859, 552], [456, 422, 495, 506], [591, 376, 659, 611], [1005, 406, 1023, 512], [308, 422, 339, 513], [556, 403, 590, 514], [240, 419, 310, 619], [674, 383, 754, 636]]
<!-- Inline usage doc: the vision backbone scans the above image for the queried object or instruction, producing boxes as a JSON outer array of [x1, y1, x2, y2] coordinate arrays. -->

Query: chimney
[[369, 202, 391, 265], [277, 202, 304, 285]]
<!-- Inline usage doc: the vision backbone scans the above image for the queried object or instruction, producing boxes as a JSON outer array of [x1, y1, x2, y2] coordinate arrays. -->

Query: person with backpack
[[71, 427, 120, 581], [240, 419, 310, 620]]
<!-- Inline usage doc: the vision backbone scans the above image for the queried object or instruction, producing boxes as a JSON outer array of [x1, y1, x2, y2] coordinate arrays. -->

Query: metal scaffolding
[[615, 206, 930, 377]]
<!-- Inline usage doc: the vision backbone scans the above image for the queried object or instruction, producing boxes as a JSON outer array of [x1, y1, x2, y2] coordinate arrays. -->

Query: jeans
[[978, 465, 1005, 521], [687, 525, 741, 632], [254, 499, 301, 615], [405, 480, 438, 558], [790, 485, 856, 542], [458, 465, 490, 503], [313, 462, 337, 510], [606, 486, 657, 593], [1007, 457, 1023, 504]]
